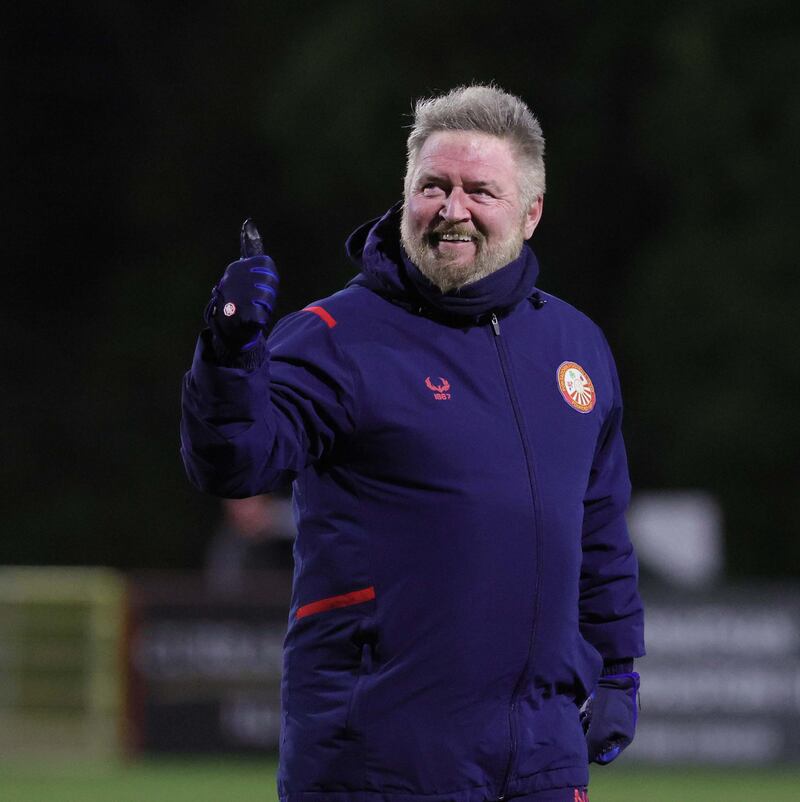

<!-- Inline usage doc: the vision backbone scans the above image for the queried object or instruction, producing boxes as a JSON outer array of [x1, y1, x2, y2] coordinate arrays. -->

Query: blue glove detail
[[580, 671, 640, 765], [204, 218, 279, 355]]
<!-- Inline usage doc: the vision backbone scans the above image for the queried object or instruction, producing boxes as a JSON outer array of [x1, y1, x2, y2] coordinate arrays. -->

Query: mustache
[[428, 224, 483, 241]]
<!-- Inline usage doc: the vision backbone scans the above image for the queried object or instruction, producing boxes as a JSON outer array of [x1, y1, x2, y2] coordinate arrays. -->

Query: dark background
[[4, 1, 798, 576]]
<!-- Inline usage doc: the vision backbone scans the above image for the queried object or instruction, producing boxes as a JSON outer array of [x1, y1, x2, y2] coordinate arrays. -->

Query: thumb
[[240, 217, 265, 258]]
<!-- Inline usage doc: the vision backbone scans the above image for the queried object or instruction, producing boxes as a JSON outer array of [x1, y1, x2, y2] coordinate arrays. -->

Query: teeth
[[440, 234, 472, 242]]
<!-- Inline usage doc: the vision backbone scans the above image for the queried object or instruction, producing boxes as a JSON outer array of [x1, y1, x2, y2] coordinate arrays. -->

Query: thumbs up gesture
[[204, 219, 280, 353]]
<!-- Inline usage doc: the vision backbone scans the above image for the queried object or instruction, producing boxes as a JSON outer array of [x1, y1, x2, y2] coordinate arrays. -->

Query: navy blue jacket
[[181, 205, 645, 802]]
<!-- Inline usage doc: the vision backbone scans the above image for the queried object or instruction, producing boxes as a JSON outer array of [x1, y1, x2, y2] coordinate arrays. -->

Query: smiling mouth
[[438, 233, 474, 243], [430, 230, 478, 246]]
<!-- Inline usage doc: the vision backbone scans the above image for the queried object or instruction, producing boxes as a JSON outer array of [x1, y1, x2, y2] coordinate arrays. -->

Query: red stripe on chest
[[303, 305, 337, 328]]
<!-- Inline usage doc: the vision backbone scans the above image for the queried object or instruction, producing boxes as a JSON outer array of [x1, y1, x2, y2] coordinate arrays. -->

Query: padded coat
[[181, 204, 645, 802]]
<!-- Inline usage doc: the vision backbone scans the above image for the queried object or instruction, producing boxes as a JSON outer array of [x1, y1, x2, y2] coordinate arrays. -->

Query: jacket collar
[[346, 202, 540, 323]]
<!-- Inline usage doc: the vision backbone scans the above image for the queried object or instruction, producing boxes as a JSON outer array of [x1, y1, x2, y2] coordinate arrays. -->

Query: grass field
[[1, 759, 799, 802]]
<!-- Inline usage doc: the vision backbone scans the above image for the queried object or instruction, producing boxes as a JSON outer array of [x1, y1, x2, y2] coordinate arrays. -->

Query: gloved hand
[[204, 218, 279, 354], [580, 670, 640, 765]]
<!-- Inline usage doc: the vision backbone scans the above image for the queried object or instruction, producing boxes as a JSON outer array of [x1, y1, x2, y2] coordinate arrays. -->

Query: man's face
[[401, 131, 543, 292]]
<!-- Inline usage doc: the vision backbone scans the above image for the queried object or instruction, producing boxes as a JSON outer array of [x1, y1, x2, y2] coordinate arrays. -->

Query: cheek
[[485, 210, 524, 241], [406, 199, 438, 231], [477, 213, 508, 238]]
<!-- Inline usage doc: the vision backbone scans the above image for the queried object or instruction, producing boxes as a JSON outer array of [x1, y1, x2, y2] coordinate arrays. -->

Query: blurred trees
[[622, 0, 800, 575], [3, 1, 798, 575]]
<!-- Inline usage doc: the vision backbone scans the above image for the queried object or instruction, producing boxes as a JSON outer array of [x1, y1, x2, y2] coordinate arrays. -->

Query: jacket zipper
[[489, 312, 544, 801]]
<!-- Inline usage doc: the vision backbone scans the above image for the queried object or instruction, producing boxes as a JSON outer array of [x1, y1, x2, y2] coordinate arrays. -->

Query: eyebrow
[[415, 172, 445, 185], [416, 174, 502, 193], [466, 179, 501, 192]]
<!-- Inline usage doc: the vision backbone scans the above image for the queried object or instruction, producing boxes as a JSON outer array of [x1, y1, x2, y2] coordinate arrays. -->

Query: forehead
[[412, 130, 518, 182]]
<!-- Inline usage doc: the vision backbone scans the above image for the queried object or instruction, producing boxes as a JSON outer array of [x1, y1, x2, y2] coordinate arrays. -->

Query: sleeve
[[180, 310, 358, 498], [579, 334, 645, 662]]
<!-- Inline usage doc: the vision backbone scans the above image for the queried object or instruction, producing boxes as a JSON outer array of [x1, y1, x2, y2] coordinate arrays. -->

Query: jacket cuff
[[601, 658, 634, 676], [203, 327, 267, 369]]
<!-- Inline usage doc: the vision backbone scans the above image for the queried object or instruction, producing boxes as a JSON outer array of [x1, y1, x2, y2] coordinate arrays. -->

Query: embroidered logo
[[573, 789, 589, 802], [222, 302, 237, 317], [557, 361, 596, 413], [425, 376, 451, 401]]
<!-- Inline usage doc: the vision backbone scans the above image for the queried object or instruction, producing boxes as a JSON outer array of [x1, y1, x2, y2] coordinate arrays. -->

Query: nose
[[440, 187, 470, 223]]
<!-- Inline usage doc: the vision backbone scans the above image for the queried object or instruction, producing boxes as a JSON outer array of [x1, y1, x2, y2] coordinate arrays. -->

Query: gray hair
[[404, 84, 546, 206]]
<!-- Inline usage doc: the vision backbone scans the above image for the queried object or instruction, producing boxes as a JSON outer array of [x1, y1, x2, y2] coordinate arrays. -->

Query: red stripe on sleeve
[[303, 305, 337, 328], [296, 586, 376, 619]]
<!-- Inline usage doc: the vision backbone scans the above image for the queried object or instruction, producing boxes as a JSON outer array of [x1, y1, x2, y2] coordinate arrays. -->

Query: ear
[[523, 196, 544, 240]]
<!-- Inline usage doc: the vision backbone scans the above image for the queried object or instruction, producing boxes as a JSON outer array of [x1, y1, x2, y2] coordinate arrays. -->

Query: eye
[[421, 183, 444, 197]]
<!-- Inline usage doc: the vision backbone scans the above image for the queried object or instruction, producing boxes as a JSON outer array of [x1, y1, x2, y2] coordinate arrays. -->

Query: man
[[181, 84, 644, 802]]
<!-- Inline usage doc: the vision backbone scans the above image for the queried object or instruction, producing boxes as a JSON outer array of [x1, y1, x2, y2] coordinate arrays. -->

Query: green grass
[[589, 766, 800, 802], [1, 760, 799, 802], [0, 758, 278, 802]]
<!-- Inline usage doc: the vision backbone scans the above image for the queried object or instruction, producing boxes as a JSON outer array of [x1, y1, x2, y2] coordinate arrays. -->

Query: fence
[[0, 567, 125, 758], [2, 567, 799, 763]]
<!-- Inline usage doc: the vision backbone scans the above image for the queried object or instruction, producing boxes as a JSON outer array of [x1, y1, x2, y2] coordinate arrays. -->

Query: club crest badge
[[557, 361, 596, 413], [425, 376, 451, 401]]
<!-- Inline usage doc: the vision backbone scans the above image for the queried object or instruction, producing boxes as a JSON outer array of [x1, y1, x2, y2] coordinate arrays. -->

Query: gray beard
[[400, 210, 526, 293]]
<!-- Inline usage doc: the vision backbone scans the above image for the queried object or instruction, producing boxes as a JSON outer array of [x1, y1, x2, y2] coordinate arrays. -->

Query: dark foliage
[[3, 1, 798, 575]]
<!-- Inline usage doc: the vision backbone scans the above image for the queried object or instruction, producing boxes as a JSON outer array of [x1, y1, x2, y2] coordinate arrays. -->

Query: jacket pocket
[[345, 640, 373, 734], [574, 634, 603, 704]]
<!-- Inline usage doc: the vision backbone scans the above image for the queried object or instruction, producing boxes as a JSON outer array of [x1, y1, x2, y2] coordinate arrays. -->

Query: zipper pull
[[490, 313, 501, 336]]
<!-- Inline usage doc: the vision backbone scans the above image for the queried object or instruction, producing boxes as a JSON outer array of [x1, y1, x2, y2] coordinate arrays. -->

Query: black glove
[[580, 670, 640, 765], [204, 218, 279, 355]]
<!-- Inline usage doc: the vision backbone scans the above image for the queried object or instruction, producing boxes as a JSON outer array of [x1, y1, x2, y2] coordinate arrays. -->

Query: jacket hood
[[345, 202, 541, 322]]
